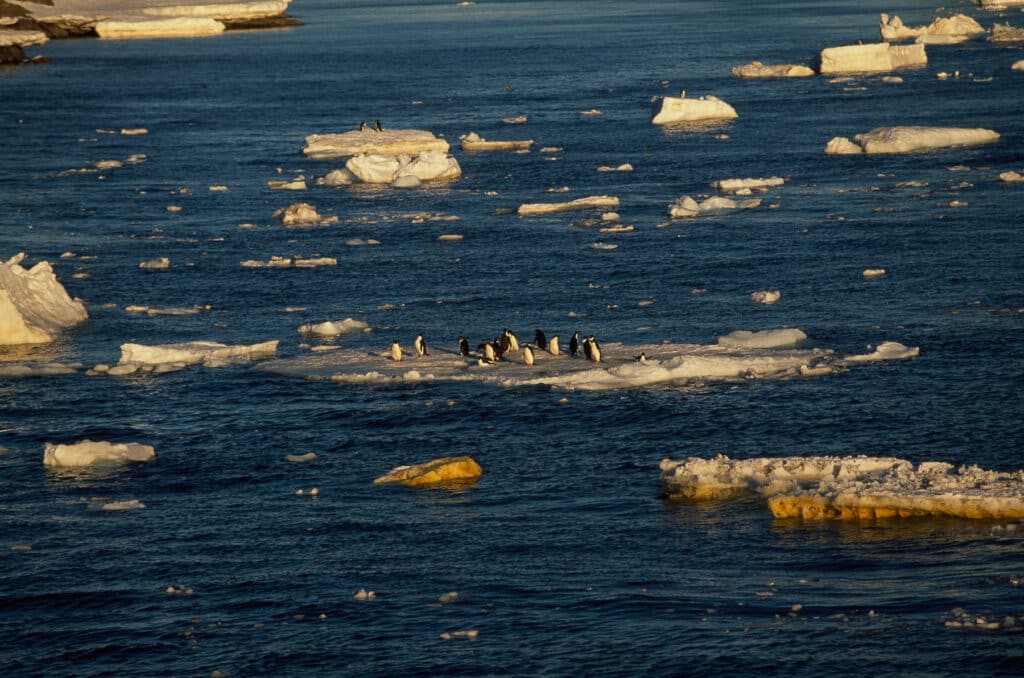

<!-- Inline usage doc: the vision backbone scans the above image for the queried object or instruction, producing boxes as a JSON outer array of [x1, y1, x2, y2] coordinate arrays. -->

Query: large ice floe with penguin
[[258, 328, 918, 392], [660, 455, 1024, 521]]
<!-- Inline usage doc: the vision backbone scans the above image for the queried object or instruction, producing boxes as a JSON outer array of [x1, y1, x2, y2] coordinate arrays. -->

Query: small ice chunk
[[139, 257, 170, 270], [102, 499, 145, 511], [286, 452, 318, 463], [43, 440, 155, 467], [298, 318, 369, 337], [440, 629, 478, 640], [750, 290, 781, 305], [863, 268, 887, 278], [353, 588, 376, 601]]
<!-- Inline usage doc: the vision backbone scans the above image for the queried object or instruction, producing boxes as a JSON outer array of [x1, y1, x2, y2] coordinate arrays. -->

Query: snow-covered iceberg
[[651, 94, 738, 125], [825, 126, 1000, 154], [660, 454, 1024, 520], [819, 42, 927, 74], [303, 129, 449, 160], [43, 440, 155, 467], [0, 253, 88, 345]]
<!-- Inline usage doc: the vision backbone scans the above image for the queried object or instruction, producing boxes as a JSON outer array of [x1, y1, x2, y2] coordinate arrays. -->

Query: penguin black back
[[458, 336, 470, 357], [534, 329, 547, 350], [570, 331, 580, 356]]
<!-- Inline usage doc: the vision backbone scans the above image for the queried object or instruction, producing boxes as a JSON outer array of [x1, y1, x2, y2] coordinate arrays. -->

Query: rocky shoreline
[[1, 0, 299, 63]]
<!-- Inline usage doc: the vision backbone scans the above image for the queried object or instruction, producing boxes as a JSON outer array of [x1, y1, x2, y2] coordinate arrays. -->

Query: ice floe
[[460, 132, 533, 151], [274, 202, 338, 226], [651, 94, 738, 125], [1000, 170, 1024, 183], [879, 13, 984, 42], [345, 150, 461, 184], [267, 176, 306, 190], [989, 23, 1024, 42], [1, 253, 88, 345], [660, 454, 1024, 520], [139, 257, 170, 270], [298, 318, 370, 337], [1013, 60, 1024, 71], [303, 129, 449, 160], [825, 126, 1000, 154], [749, 290, 781, 305], [258, 333, 918, 392], [374, 456, 482, 487], [819, 42, 927, 74], [712, 176, 784, 192], [96, 17, 225, 38], [241, 256, 336, 268], [101, 499, 145, 511], [113, 340, 278, 372], [43, 440, 155, 467], [518, 195, 619, 215], [732, 62, 814, 78], [668, 195, 762, 218]]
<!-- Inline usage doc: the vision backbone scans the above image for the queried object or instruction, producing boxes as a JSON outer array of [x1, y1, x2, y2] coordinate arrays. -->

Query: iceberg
[[879, 13, 984, 42], [517, 195, 619, 215], [374, 456, 482, 487], [731, 62, 814, 78], [460, 132, 533, 151], [303, 129, 449, 160], [118, 339, 278, 367], [43, 440, 155, 467], [651, 94, 738, 125], [345, 150, 461, 184], [819, 42, 926, 74], [989, 23, 1024, 42], [660, 454, 1024, 520], [1, 253, 88, 345], [826, 127, 1000, 154]]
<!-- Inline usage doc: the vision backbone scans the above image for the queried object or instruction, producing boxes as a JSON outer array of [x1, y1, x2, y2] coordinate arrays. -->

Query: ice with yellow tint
[[374, 456, 482, 487]]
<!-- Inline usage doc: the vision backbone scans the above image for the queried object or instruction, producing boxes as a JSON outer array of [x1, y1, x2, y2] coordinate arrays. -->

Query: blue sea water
[[2, 0, 1023, 674]]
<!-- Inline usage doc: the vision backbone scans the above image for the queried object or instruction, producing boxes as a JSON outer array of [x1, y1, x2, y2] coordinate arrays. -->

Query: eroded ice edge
[[660, 454, 1024, 520], [257, 330, 919, 392]]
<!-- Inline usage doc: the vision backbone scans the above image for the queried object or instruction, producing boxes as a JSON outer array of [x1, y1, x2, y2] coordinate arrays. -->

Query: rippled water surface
[[2, 0, 1023, 675]]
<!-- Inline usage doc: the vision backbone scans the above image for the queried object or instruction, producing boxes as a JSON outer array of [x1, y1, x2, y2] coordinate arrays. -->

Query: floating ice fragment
[[460, 132, 533, 151], [1, 253, 88, 345], [375, 456, 482, 487], [819, 42, 926, 74], [440, 630, 479, 640], [651, 94, 738, 124], [843, 341, 919, 362], [518, 195, 619, 215], [439, 591, 460, 604], [732, 61, 814, 78], [274, 202, 338, 227], [102, 499, 145, 511], [353, 588, 376, 601], [10, 544, 32, 552], [286, 452, 317, 463], [298, 318, 369, 337], [119, 340, 278, 367], [44, 440, 155, 467], [267, 177, 307, 190], [750, 290, 781, 305], [303, 129, 449, 160]]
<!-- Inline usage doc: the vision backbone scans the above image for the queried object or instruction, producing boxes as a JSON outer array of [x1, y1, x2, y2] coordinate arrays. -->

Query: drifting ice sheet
[[119, 340, 278, 366], [660, 454, 1024, 520], [303, 129, 449, 160]]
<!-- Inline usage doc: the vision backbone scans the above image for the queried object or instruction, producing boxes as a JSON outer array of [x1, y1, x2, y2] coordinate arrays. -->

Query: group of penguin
[[389, 329, 604, 367], [358, 120, 384, 132]]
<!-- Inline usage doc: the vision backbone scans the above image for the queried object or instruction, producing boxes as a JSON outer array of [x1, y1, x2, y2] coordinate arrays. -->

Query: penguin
[[374, 119, 383, 132], [499, 333, 511, 356], [391, 341, 402, 362], [589, 336, 602, 363], [569, 331, 580, 357], [634, 352, 647, 363], [414, 334, 427, 357], [359, 121, 367, 132], [582, 336, 593, 361], [548, 335, 560, 356], [484, 342, 497, 363], [492, 337, 505, 359], [534, 329, 547, 350], [523, 345, 535, 366], [504, 328, 520, 353], [458, 336, 470, 357]]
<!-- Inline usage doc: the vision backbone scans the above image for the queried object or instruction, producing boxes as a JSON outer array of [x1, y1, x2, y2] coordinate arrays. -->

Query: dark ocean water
[[2, 0, 1023, 675]]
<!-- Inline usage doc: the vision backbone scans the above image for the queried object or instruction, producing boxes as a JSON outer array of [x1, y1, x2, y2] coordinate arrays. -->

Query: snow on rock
[[345, 150, 461, 184], [880, 13, 984, 42], [460, 132, 533, 151], [303, 129, 449, 160], [732, 61, 814, 78], [43, 440, 154, 467], [717, 329, 806, 349], [712, 176, 784, 192], [96, 17, 226, 38], [990, 23, 1024, 42], [374, 456, 482, 487], [517, 195, 619, 215], [668, 195, 761, 218], [843, 341, 919, 363], [0, 253, 88, 345], [819, 42, 926, 74], [826, 127, 999, 154], [750, 290, 781, 305], [273, 202, 338, 226], [118, 340, 278, 367], [298, 318, 370, 337], [660, 454, 1024, 520], [650, 94, 738, 125]]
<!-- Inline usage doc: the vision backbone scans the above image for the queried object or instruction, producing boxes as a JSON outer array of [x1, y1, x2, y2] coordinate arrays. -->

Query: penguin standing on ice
[[534, 329, 547, 351], [458, 336, 470, 357], [391, 341, 403, 362], [634, 352, 647, 363], [548, 335, 560, 356], [414, 334, 427, 357], [483, 342, 497, 363], [359, 121, 367, 131], [569, 331, 580, 357], [589, 335, 602, 363], [523, 345, 535, 366], [504, 329, 520, 353], [582, 336, 593, 361], [374, 119, 383, 132]]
